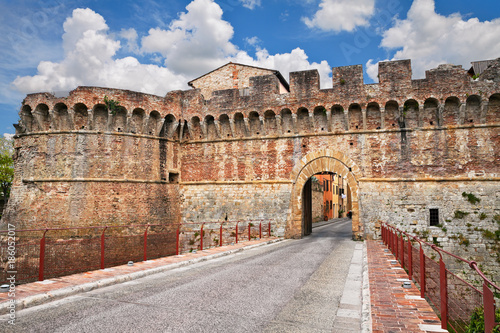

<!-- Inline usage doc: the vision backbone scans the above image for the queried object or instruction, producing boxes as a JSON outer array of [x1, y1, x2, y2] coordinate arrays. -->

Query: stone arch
[[297, 107, 311, 133], [161, 114, 178, 139], [403, 99, 419, 129], [422, 98, 439, 127], [348, 103, 362, 130], [264, 110, 278, 136], [146, 111, 161, 136], [384, 101, 399, 129], [331, 105, 345, 131], [111, 107, 127, 132], [219, 114, 232, 138], [73, 103, 88, 130], [248, 111, 261, 136], [280, 108, 293, 134], [287, 149, 362, 240], [443, 96, 461, 126], [20, 105, 34, 132], [130, 108, 145, 134], [189, 116, 203, 139], [34, 104, 50, 131], [233, 112, 246, 137], [487, 93, 500, 123], [313, 106, 327, 132], [465, 95, 481, 124], [205, 115, 218, 140], [53, 103, 71, 130], [92, 104, 108, 132], [366, 102, 381, 130]]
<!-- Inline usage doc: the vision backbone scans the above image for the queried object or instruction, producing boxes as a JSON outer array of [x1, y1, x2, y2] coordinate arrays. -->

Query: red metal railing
[[176, 220, 272, 253], [381, 222, 500, 333], [0, 220, 274, 285]]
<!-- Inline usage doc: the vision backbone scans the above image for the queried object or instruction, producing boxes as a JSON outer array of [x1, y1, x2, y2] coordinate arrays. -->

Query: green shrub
[[466, 307, 500, 333], [455, 210, 470, 219], [462, 192, 481, 204]]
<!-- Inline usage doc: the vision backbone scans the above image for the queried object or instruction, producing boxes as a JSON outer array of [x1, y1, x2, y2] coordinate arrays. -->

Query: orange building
[[315, 172, 349, 220]]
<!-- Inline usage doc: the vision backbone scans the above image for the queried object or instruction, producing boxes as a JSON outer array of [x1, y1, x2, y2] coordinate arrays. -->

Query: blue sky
[[2, 0, 500, 136]]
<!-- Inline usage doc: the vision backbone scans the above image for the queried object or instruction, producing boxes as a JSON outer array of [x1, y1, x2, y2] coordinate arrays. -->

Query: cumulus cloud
[[13, 8, 187, 96], [303, 0, 375, 32], [141, 0, 237, 77], [367, 0, 500, 80], [12, 0, 333, 96]]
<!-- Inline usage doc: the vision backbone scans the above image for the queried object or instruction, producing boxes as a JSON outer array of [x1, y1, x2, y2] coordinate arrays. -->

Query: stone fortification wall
[[3, 59, 499, 281]]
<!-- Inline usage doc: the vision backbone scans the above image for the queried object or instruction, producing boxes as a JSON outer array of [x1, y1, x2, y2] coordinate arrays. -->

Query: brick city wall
[[2, 59, 499, 282]]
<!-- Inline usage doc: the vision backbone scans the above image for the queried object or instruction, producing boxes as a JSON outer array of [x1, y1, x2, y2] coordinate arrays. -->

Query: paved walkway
[[0, 221, 446, 332]]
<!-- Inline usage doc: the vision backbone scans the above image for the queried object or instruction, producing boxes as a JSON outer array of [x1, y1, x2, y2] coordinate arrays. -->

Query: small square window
[[430, 208, 439, 226]]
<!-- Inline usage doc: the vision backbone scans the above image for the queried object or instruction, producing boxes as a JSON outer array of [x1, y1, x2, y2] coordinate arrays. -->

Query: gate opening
[[302, 172, 352, 236]]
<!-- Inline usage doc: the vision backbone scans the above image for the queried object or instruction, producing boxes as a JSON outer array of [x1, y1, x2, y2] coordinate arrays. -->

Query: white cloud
[[141, 0, 237, 77], [368, 0, 500, 80], [303, 0, 375, 32], [12, 0, 333, 97], [240, 0, 261, 10], [120, 28, 140, 54], [13, 8, 189, 96], [231, 48, 332, 89]]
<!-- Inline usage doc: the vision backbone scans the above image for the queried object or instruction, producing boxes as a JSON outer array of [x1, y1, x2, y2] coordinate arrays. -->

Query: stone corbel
[[291, 113, 298, 134], [379, 107, 385, 129], [259, 116, 266, 136], [308, 112, 314, 132], [480, 100, 489, 124], [343, 110, 349, 131], [229, 119, 236, 137], [243, 117, 250, 136], [275, 115, 282, 135], [326, 110, 332, 132], [213, 120, 221, 138], [186, 121, 194, 140], [178, 121, 185, 141], [201, 120, 208, 138], [459, 103, 466, 125], [361, 109, 367, 130]]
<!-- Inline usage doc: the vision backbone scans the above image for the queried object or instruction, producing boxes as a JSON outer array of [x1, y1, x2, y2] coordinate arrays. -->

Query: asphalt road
[[3, 219, 364, 333]]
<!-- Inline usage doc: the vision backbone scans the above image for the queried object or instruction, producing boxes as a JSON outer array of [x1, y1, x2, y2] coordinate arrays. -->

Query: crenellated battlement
[[16, 59, 500, 142]]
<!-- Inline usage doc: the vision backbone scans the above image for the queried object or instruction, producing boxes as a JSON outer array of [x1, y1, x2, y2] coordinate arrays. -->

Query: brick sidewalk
[[367, 240, 447, 333], [0, 237, 280, 314]]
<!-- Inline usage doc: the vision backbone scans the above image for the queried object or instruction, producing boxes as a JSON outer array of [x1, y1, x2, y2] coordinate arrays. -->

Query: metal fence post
[[408, 237, 413, 279], [176, 225, 180, 255], [483, 281, 496, 333], [420, 244, 425, 298], [439, 256, 448, 330], [235, 222, 239, 244], [143, 225, 149, 262], [400, 233, 404, 268], [200, 223, 204, 250], [259, 223, 262, 239], [248, 223, 251, 241], [268, 222, 271, 237], [38, 229, 48, 281], [220, 222, 223, 247], [101, 227, 107, 269]]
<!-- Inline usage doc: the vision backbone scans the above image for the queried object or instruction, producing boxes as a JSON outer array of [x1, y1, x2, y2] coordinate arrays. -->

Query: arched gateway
[[286, 149, 363, 240]]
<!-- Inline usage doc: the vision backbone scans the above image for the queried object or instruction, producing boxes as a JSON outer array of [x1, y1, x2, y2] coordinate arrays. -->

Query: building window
[[430, 208, 439, 226]]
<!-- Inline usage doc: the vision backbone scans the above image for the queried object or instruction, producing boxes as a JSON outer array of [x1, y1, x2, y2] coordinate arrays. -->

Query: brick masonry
[[2, 59, 500, 284]]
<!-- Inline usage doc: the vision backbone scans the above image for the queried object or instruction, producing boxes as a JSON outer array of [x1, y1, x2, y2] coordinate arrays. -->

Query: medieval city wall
[[2, 59, 499, 281]]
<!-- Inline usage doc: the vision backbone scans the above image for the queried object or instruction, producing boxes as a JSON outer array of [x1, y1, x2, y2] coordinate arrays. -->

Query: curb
[[1, 238, 284, 315]]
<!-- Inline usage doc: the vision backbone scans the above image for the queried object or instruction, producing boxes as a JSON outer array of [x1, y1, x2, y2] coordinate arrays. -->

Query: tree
[[0, 136, 14, 200]]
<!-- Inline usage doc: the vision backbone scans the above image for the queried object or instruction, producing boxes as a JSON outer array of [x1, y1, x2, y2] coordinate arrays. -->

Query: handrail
[[381, 221, 500, 333]]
